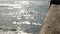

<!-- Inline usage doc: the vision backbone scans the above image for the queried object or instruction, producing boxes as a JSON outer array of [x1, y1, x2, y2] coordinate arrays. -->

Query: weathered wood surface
[[40, 4, 60, 34]]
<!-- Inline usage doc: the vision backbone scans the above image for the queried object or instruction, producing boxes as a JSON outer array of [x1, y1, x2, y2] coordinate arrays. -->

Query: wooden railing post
[[40, 4, 60, 34]]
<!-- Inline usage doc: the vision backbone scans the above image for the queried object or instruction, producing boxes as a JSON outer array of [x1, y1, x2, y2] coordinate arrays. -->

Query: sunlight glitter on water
[[0, 0, 50, 34]]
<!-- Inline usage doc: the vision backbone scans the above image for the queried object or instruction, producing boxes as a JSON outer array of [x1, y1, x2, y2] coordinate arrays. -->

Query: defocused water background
[[0, 0, 50, 34]]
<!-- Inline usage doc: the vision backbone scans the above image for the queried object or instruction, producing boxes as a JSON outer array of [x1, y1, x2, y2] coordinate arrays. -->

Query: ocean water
[[0, 0, 50, 34]]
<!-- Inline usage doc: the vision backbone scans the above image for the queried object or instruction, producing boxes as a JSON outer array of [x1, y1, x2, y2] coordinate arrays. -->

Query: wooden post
[[40, 4, 60, 34]]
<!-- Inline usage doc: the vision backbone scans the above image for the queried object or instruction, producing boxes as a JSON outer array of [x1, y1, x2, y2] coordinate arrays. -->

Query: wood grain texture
[[40, 4, 60, 34]]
